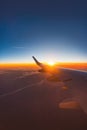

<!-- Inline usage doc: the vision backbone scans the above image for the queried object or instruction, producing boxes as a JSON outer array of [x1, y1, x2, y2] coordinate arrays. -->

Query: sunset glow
[[0, 63, 87, 71], [47, 61, 55, 66]]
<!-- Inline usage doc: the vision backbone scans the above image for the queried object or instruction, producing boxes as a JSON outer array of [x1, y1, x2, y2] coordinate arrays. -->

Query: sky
[[0, 0, 87, 63]]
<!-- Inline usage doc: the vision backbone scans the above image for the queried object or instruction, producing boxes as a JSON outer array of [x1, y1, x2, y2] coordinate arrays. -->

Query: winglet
[[32, 56, 43, 68]]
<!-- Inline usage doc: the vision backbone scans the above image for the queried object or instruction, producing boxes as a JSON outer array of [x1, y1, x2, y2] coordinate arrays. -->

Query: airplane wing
[[32, 56, 87, 114], [32, 56, 48, 72], [32, 56, 44, 68]]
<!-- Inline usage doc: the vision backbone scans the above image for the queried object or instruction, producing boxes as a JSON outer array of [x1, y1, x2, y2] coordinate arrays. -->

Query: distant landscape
[[0, 62, 87, 130]]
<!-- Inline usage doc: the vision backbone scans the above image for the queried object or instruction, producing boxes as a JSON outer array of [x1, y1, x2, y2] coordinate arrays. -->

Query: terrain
[[0, 63, 87, 130]]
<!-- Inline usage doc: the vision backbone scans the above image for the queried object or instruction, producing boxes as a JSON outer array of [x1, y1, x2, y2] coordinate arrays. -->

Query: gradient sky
[[0, 0, 87, 63]]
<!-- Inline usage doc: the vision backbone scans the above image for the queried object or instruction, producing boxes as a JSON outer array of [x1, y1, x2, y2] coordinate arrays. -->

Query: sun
[[47, 61, 55, 66]]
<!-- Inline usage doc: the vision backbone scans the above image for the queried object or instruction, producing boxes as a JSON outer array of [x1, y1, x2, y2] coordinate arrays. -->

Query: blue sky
[[0, 0, 87, 63]]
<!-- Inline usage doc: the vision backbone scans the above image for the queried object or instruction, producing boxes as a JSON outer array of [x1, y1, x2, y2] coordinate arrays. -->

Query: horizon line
[[0, 61, 87, 64]]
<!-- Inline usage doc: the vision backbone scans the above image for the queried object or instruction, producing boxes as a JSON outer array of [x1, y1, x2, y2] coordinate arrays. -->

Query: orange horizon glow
[[0, 62, 87, 65], [0, 63, 36, 69], [0, 62, 87, 70]]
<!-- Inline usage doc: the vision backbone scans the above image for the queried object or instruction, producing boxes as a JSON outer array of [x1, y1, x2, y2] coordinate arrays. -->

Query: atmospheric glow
[[47, 60, 56, 66]]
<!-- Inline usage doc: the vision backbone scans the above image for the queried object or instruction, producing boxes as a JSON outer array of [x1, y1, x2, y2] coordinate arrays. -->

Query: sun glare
[[47, 61, 55, 66]]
